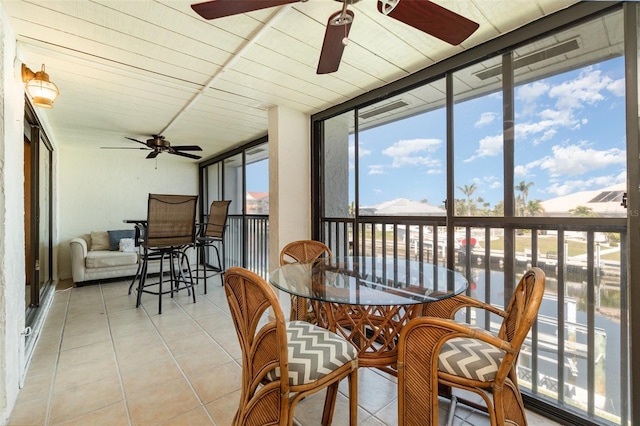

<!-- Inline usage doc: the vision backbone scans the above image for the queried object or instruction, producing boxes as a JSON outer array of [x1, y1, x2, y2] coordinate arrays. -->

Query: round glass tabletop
[[269, 256, 468, 306]]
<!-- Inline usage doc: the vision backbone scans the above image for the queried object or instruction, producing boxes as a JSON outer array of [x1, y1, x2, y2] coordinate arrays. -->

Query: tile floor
[[8, 275, 560, 425]]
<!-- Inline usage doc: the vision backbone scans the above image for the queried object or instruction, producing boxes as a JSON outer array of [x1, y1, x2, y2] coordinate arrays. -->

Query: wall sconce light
[[21, 63, 59, 108]]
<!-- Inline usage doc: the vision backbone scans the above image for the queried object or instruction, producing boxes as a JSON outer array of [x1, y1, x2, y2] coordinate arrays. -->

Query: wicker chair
[[134, 194, 198, 314], [194, 200, 231, 293], [279, 240, 332, 322], [223, 267, 358, 426], [397, 267, 546, 426]]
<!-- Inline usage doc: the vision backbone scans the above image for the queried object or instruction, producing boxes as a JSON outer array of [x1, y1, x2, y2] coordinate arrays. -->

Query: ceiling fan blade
[[125, 137, 149, 147], [171, 145, 203, 151], [377, 0, 479, 45], [316, 9, 354, 75], [146, 151, 160, 159], [191, 0, 299, 20], [170, 151, 203, 160], [101, 147, 149, 150]]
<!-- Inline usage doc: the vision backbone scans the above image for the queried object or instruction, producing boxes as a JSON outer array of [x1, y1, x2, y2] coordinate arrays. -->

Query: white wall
[[57, 146, 199, 280], [0, 5, 27, 422]]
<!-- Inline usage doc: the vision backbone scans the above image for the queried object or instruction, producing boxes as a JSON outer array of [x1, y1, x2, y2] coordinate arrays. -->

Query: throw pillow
[[119, 238, 136, 253], [90, 231, 110, 251], [107, 229, 136, 251]]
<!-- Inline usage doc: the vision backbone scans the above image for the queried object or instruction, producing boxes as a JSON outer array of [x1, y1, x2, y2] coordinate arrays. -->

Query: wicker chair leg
[[496, 379, 528, 426], [348, 367, 358, 426], [321, 382, 340, 425]]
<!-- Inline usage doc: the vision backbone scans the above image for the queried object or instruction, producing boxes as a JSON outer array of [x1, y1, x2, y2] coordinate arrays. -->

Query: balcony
[[9, 277, 559, 425]]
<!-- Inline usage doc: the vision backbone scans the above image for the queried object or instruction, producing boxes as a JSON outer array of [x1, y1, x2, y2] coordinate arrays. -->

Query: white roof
[[366, 198, 446, 215], [540, 183, 626, 217]]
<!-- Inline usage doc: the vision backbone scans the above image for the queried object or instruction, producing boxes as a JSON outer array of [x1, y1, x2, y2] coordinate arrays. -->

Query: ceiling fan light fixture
[[22, 63, 59, 108]]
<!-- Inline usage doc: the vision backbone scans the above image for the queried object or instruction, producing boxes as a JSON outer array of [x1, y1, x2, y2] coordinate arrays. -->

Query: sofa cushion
[[108, 229, 136, 251], [119, 238, 137, 252], [90, 231, 110, 251], [86, 250, 138, 268]]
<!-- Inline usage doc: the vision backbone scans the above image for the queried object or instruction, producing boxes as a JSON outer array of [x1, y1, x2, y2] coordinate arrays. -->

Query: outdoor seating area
[[4, 2, 636, 425], [8, 276, 559, 426]]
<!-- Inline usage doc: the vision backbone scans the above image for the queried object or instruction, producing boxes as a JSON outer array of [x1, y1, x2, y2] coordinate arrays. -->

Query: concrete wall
[[268, 106, 310, 273], [57, 146, 199, 280], [0, 6, 27, 421]]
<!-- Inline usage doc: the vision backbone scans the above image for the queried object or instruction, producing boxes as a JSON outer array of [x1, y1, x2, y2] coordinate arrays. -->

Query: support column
[[268, 106, 310, 273]]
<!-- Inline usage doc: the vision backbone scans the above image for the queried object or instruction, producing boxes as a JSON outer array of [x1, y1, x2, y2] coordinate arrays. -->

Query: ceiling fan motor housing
[[147, 135, 171, 149]]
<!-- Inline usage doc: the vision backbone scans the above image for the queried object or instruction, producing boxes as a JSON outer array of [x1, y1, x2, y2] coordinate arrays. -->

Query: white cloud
[[514, 165, 528, 177], [465, 134, 503, 162], [474, 112, 497, 128], [607, 78, 625, 97], [383, 138, 442, 169], [383, 138, 441, 156], [368, 165, 386, 175], [516, 81, 550, 101], [532, 143, 625, 177], [545, 175, 621, 196], [549, 67, 611, 110], [349, 142, 371, 160]]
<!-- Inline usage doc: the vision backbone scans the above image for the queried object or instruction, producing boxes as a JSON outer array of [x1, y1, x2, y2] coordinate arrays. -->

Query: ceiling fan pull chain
[[343, 20, 349, 46], [341, 0, 350, 46]]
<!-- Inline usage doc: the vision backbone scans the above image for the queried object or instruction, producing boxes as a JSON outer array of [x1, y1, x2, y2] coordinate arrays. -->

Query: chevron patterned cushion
[[438, 337, 505, 382], [265, 321, 358, 386]]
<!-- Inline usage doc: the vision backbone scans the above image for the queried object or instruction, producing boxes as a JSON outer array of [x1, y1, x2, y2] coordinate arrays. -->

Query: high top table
[[269, 256, 468, 375]]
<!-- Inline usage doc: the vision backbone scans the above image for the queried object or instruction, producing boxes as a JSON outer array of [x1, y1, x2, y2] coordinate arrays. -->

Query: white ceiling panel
[[1, 0, 581, 162]]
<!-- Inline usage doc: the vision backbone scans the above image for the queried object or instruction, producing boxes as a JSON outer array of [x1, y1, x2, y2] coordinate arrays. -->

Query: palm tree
[[525, 200, 544, 217], [570, 205, 595, 217], [457, 183, 477, 215], [515, 181, 534, 215]]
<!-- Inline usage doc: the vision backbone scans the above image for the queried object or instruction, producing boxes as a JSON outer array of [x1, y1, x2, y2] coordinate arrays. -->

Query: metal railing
[[321, 215, 629, 426], [209, 211, 629, 425], [224, 215, 269, 278]]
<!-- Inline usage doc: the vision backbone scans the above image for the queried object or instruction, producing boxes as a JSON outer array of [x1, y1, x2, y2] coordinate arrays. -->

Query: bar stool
[[195, 200, 230, 293], [135, 193, 198, 314]]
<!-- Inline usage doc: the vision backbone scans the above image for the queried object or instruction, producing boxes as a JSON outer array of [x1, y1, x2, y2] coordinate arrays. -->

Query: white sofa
[[70, 230, 164, 285]]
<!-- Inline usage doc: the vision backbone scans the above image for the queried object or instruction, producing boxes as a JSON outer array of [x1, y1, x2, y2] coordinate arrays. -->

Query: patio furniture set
[[75, 193, 545, 425]]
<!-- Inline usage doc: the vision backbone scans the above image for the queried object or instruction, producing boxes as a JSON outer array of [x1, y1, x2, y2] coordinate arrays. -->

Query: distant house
[[247, 191, 269, 214], [540, 183, 626, 217]]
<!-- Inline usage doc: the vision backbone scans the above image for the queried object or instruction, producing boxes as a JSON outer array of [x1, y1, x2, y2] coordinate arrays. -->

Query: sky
[[353, 56, 626, 209], [243, 56, 626, 212]]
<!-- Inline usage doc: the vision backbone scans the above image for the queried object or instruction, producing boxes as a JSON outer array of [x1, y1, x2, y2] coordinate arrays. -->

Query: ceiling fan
[[191, 0, 479, 74], [101, 135, 203, 160]]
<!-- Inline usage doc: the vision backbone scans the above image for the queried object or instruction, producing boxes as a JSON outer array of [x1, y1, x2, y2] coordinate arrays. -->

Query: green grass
[[484, 235, 619, 261]]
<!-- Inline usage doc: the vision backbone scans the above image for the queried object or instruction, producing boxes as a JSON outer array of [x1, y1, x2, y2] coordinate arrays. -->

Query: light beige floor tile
[[203, 389, 241, 426], [294, 390, 365, 425], [7, 395, 48, 425], [54, 400, 129, 426], [56, 339, 114, 370], [351, 367, 398, 415], [114, 341, 174, 372], [164, 332, 225, 359], [48, 375, 123, 424], [126, 377, 200, 426], [186, 360, 242, 404], [9, 281, 564, 426], [14, 370, 54, 403], [159, 406, 214, 425], [24, 351, 58, 377], [59, 328, 111, 352], [53, 357, 119, 393], [120, 357, 185, 397]]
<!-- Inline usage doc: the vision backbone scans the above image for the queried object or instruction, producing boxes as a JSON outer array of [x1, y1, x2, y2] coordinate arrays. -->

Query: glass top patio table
[[269, 256, 468, 306], [270, 256, 468, 374]]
